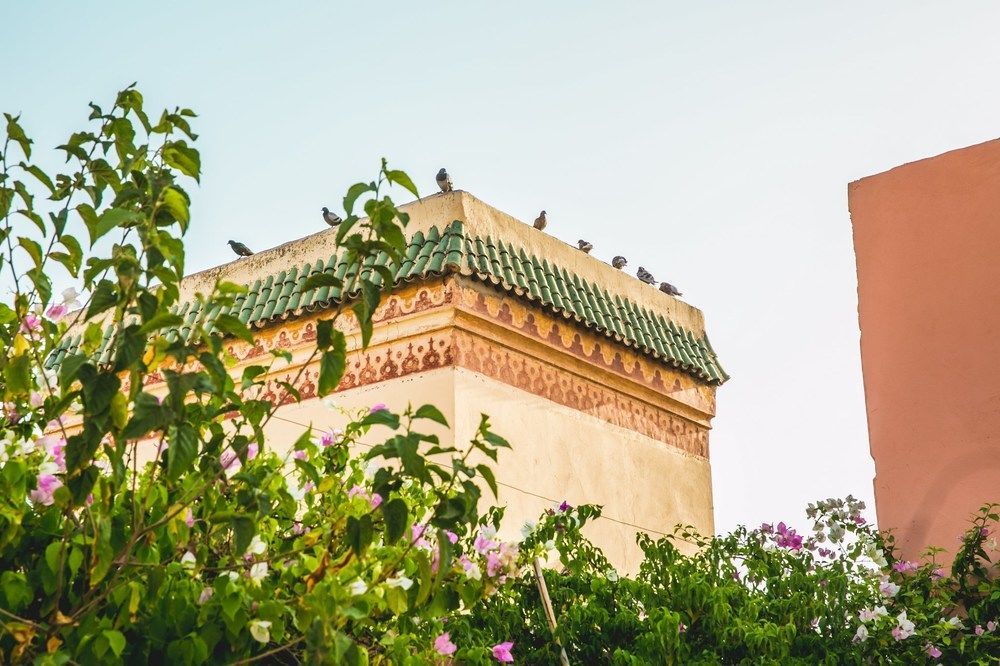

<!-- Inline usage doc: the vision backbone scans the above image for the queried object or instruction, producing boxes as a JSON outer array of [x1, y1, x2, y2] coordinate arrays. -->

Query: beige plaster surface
[[255, 365, 711, 572]]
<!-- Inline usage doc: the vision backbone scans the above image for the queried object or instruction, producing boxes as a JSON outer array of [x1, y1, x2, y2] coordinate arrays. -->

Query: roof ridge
[[47, 220, 728, 385]]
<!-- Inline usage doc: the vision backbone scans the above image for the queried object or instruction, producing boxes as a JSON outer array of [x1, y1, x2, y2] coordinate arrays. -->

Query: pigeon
[[637, 267, 656, 285], [322, 207, 342, 227], [436, 168, 453, 193], [228, 240, 253, 257], [577, 240, 593, 253], [659, 282, 683, 297], [611, 256, 627, 270], [533, 210, 547, 231]]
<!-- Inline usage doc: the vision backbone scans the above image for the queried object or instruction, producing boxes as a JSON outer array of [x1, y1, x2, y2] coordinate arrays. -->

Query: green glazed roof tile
[[48, 220, 727, 384]]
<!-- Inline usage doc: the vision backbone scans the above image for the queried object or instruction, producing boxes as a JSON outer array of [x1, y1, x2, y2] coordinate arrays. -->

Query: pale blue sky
[[5, 2, 1000, 534]]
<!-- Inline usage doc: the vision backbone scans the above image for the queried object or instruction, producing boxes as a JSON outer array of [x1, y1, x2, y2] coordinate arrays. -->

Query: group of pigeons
[[227, 167, 682, 298]]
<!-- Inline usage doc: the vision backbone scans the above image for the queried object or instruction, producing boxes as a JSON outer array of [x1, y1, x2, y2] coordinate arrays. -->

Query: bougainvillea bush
[[449, 498, 1000, 664], [2, 88, 1000, 664]]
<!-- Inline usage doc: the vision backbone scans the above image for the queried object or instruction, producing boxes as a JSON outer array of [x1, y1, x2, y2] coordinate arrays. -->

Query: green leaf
[[381, 498, 408, 544], [302, 272, 344, 293], [212, 313, 254, 344], [104, 630, 126, 657], [384, 169, 419, 199], [0, 571, 32, 611], [59, 354, 87, 393], [477, 464, 499, 498], [139, 312, 183, 334], [4, 354, 31, 396], [86, 279, 118, 319], [89, 207, 141, 246], [162, 140, 201, 182], [346, 515, 374, 557], [159, 186, 190, 229], [232, 516, 254, 555], [318, 332, 347, 396], [5, 113, 32, 158], [316, 319, 333, 350], [343, 182, 374, 216], [17, 236, 43, 268], [414, 404, 448, 427], [45, 542, 63, 575], [19, 162, 55, 193], [353, 303, 373, 348], [167, 424, 199, 480]]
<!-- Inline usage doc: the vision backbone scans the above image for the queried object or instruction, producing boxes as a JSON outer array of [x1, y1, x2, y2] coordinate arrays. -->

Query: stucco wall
[[256, 365, 711, 572], [849, 138, 1000, 560]]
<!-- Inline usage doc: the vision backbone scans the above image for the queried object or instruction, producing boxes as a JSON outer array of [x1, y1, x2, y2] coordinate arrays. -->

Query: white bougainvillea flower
[[249, 562, 268, 584], [198, 587, 214, 605], [248, 620, 271, 644], [246, 535, 267, 556], [520, 520, 537, 539], [853, 625, 869, 643], [181, 551, 197, 568], [349, 579, 368, 596], [386, 575, 413, 590]]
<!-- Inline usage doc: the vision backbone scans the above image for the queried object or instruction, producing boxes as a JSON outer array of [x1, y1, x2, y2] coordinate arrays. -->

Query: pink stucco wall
[[849, 138, 1000, 561]]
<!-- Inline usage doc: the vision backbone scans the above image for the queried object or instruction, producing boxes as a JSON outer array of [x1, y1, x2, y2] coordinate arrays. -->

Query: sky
[[4, 2, 1000, 534]]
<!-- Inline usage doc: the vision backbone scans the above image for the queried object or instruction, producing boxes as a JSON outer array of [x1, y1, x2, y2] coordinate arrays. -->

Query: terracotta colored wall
[[849, 138, 1000, 560]]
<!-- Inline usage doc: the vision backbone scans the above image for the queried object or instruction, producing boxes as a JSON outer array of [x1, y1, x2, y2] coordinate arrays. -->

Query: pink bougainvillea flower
[[411, 523, 431, 549], [774, 522, 803, 551], [491, 641, 514, 663], [976, 625, 985, 636], [246, 442, 259, 460], [879, 580, 900, 597], [558, 500, 571, 512], [198, 587, 214, 605], [988, 620, 998, 632], [892, 560, 918, 573], [368, 493, 383, 510], [30, 473, 62, 506], [220, 450, 241, 477], [434, 632, 457, 656], [347, 485, 366, 500], [20, 314, 41, 334], [760, 522, 774, 534], [445, 530, 459, 544], [45, 303, 68, 322], [931, 567, 946, 579], [320, 431, 335, 447], [486, 551, 503, 577], [29, 391, 44, 408], [679, 622, 687, 633], [185, 508, 195, 528], [924, 644, 942, 658], [293, 449, 307, 461], [370, 403, 387, 413], [474, 527, 498, 555]]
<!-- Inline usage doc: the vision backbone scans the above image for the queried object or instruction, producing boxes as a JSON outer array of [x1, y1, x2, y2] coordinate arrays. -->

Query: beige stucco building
[[55, 191, 727, 570]]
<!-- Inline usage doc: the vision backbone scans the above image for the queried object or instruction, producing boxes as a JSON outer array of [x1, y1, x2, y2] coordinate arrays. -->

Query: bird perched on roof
[[436, 168, 453, 193], [533, 210, 547, 231], [637, 266, 656, 285], [611, 256, 627, 270], [577, 239, 593, 253], [228, 240, 253, 257], [322, 207, 342, 227], [659, 282, 682, 296]]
